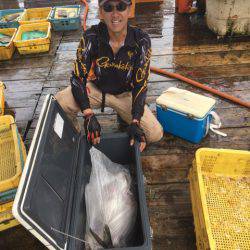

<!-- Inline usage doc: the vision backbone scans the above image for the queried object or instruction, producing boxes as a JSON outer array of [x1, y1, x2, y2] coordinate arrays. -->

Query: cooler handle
[[206, 111, 227, 137]]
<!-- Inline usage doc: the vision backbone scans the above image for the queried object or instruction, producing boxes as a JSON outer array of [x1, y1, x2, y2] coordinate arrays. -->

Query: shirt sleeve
[[131, 34, 151, 121], [71, 32, 94, 111]]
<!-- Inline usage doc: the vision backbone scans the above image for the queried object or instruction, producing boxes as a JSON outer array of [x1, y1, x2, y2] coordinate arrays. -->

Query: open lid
[[13, 95, 80, 250], [156, 87, 216, 118]]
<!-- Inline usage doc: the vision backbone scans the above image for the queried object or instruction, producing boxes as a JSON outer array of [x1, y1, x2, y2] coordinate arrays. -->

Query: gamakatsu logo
[[96, 57, 133, 71]]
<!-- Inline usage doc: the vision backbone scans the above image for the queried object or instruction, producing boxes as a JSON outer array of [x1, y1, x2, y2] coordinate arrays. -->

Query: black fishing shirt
[[73, 21, 151, 120]]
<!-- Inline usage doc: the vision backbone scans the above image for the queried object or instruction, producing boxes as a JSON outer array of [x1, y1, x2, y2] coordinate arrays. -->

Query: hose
[[79, 1, 250, 109], [150, 66, 250, 109]]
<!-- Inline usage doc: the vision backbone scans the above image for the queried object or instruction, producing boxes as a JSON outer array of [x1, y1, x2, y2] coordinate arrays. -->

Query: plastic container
[[0, 135, 26, 204], [13, 95, 152, 250], [0, 82, 5, 115], [156, 87, 216, 143], [0, 28, 17, 60], [0, 201, 19, 232], [49, 5, 81, 31], [13, 22, 51, 55], [19, 7, 52, 25], [0, 115, 26, 194], [189, 148, 250, 250], [0, 188, 17, 203], [189, 167, 209, 250], [0, 9, 24, 29], [0, 218, 19, 231], [206, 0, 250, 36], [0, 201, 14, 223]]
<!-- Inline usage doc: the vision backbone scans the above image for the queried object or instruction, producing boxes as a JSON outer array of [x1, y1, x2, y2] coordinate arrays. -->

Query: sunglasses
[[102, 2, 129, 12]]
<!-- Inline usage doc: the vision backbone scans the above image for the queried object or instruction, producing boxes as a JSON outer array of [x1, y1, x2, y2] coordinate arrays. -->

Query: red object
[[150, 66, 250, 109], [81, 0, 89, 31], [176, 0, 193, 13]]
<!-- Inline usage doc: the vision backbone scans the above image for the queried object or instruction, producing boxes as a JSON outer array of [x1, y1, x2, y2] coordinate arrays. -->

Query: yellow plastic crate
[[0, 201, 19, 231], [0, 218, 19, 231], [19, 7, 52, 25], [13, 22, 51, 55], [189, 168, 210, 250], [0, 201, 14, 223], [191, 148, 250, 250], [0, 115, 26, 193], [0, 82, 5, 115], [0, 28, 17, 60]]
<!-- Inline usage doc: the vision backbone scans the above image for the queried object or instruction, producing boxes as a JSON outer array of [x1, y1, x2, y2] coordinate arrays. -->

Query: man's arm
[[131, 34, 151, 122], [71, 32, 94, 114], [71, 32, 101, 145]]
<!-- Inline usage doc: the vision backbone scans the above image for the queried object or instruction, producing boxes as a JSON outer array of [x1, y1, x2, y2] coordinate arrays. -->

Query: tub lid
[[156, 87, 216, 118], [12, 95, 80, 250]]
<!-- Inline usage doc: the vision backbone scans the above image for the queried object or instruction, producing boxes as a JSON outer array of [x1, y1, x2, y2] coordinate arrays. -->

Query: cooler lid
[[156, 87, 216, 118], [13, 95, 80, 250]]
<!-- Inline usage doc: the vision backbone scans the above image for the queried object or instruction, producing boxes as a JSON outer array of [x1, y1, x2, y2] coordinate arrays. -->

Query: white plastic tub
[[206, 0, 250, 36]]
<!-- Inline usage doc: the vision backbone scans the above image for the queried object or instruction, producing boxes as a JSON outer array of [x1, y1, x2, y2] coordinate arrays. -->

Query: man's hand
[[128, 121, 146, 152], [84, 113, 101, 145]]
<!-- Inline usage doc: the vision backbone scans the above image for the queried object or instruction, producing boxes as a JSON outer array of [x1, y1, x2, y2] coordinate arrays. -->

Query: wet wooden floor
[[0, 0, 250, 249]]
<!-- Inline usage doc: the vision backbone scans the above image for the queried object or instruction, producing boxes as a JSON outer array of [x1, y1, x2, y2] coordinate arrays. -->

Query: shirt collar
[[98, 21, 136, 47]]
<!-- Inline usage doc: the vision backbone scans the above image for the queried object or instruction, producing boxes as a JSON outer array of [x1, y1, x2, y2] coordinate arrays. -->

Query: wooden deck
[[0, 0, 250, 249]]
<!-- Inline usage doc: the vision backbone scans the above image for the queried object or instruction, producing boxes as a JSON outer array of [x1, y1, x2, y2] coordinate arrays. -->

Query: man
[[56, 0, 163, 152]]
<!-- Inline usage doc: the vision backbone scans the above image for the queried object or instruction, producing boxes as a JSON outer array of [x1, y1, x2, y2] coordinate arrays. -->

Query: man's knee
[[146, 124, 164, 143], [55, 87, 67, 106], [55, 86, 80, 114]]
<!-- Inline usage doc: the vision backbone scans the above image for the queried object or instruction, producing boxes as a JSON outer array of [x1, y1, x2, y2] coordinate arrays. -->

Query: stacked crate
[[189, 148, 250, 250], [0, 109, 27, 230], [0, 5, 81, 59], [0, 82, 5, 115]]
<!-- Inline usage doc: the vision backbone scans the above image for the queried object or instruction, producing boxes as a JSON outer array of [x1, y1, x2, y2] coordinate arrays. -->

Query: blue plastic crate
[[0, 9, 24, 29], [49, 5, 81, 31], [0, 188, 16, 203]]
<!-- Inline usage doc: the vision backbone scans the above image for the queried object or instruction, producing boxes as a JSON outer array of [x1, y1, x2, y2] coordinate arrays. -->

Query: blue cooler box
[[156, 87, 216, 143]]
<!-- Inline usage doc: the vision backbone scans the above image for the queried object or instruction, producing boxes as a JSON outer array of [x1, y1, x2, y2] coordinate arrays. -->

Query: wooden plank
[[48, 61, 74, 80], [142, 154, 193, 184], [147, 77, 250, 94], [144, 127, 250, 156], [151, 38, 250, 55], [146, 183, 193, 231], [3, 80, 45, 93], [61, 29, 83, 42], [5, 91, 40, 108], [151, 50, 250, 68], [43, 79, 68, 88], [152, 236, 196, 250], [0, 67, 50, 81], [57, 41, 79, 51], [0, 56, 54, 70], [149, 63, 250, 79], [10, 107, 35, 122], [0, 225, 46, 250], [55, 50, 76, 61], [175, 63, 250, 79], [56, 38, 250, 57]]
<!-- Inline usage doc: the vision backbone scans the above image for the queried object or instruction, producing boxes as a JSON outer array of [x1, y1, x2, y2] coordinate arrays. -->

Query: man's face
[[100, 0, 131, 34]]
